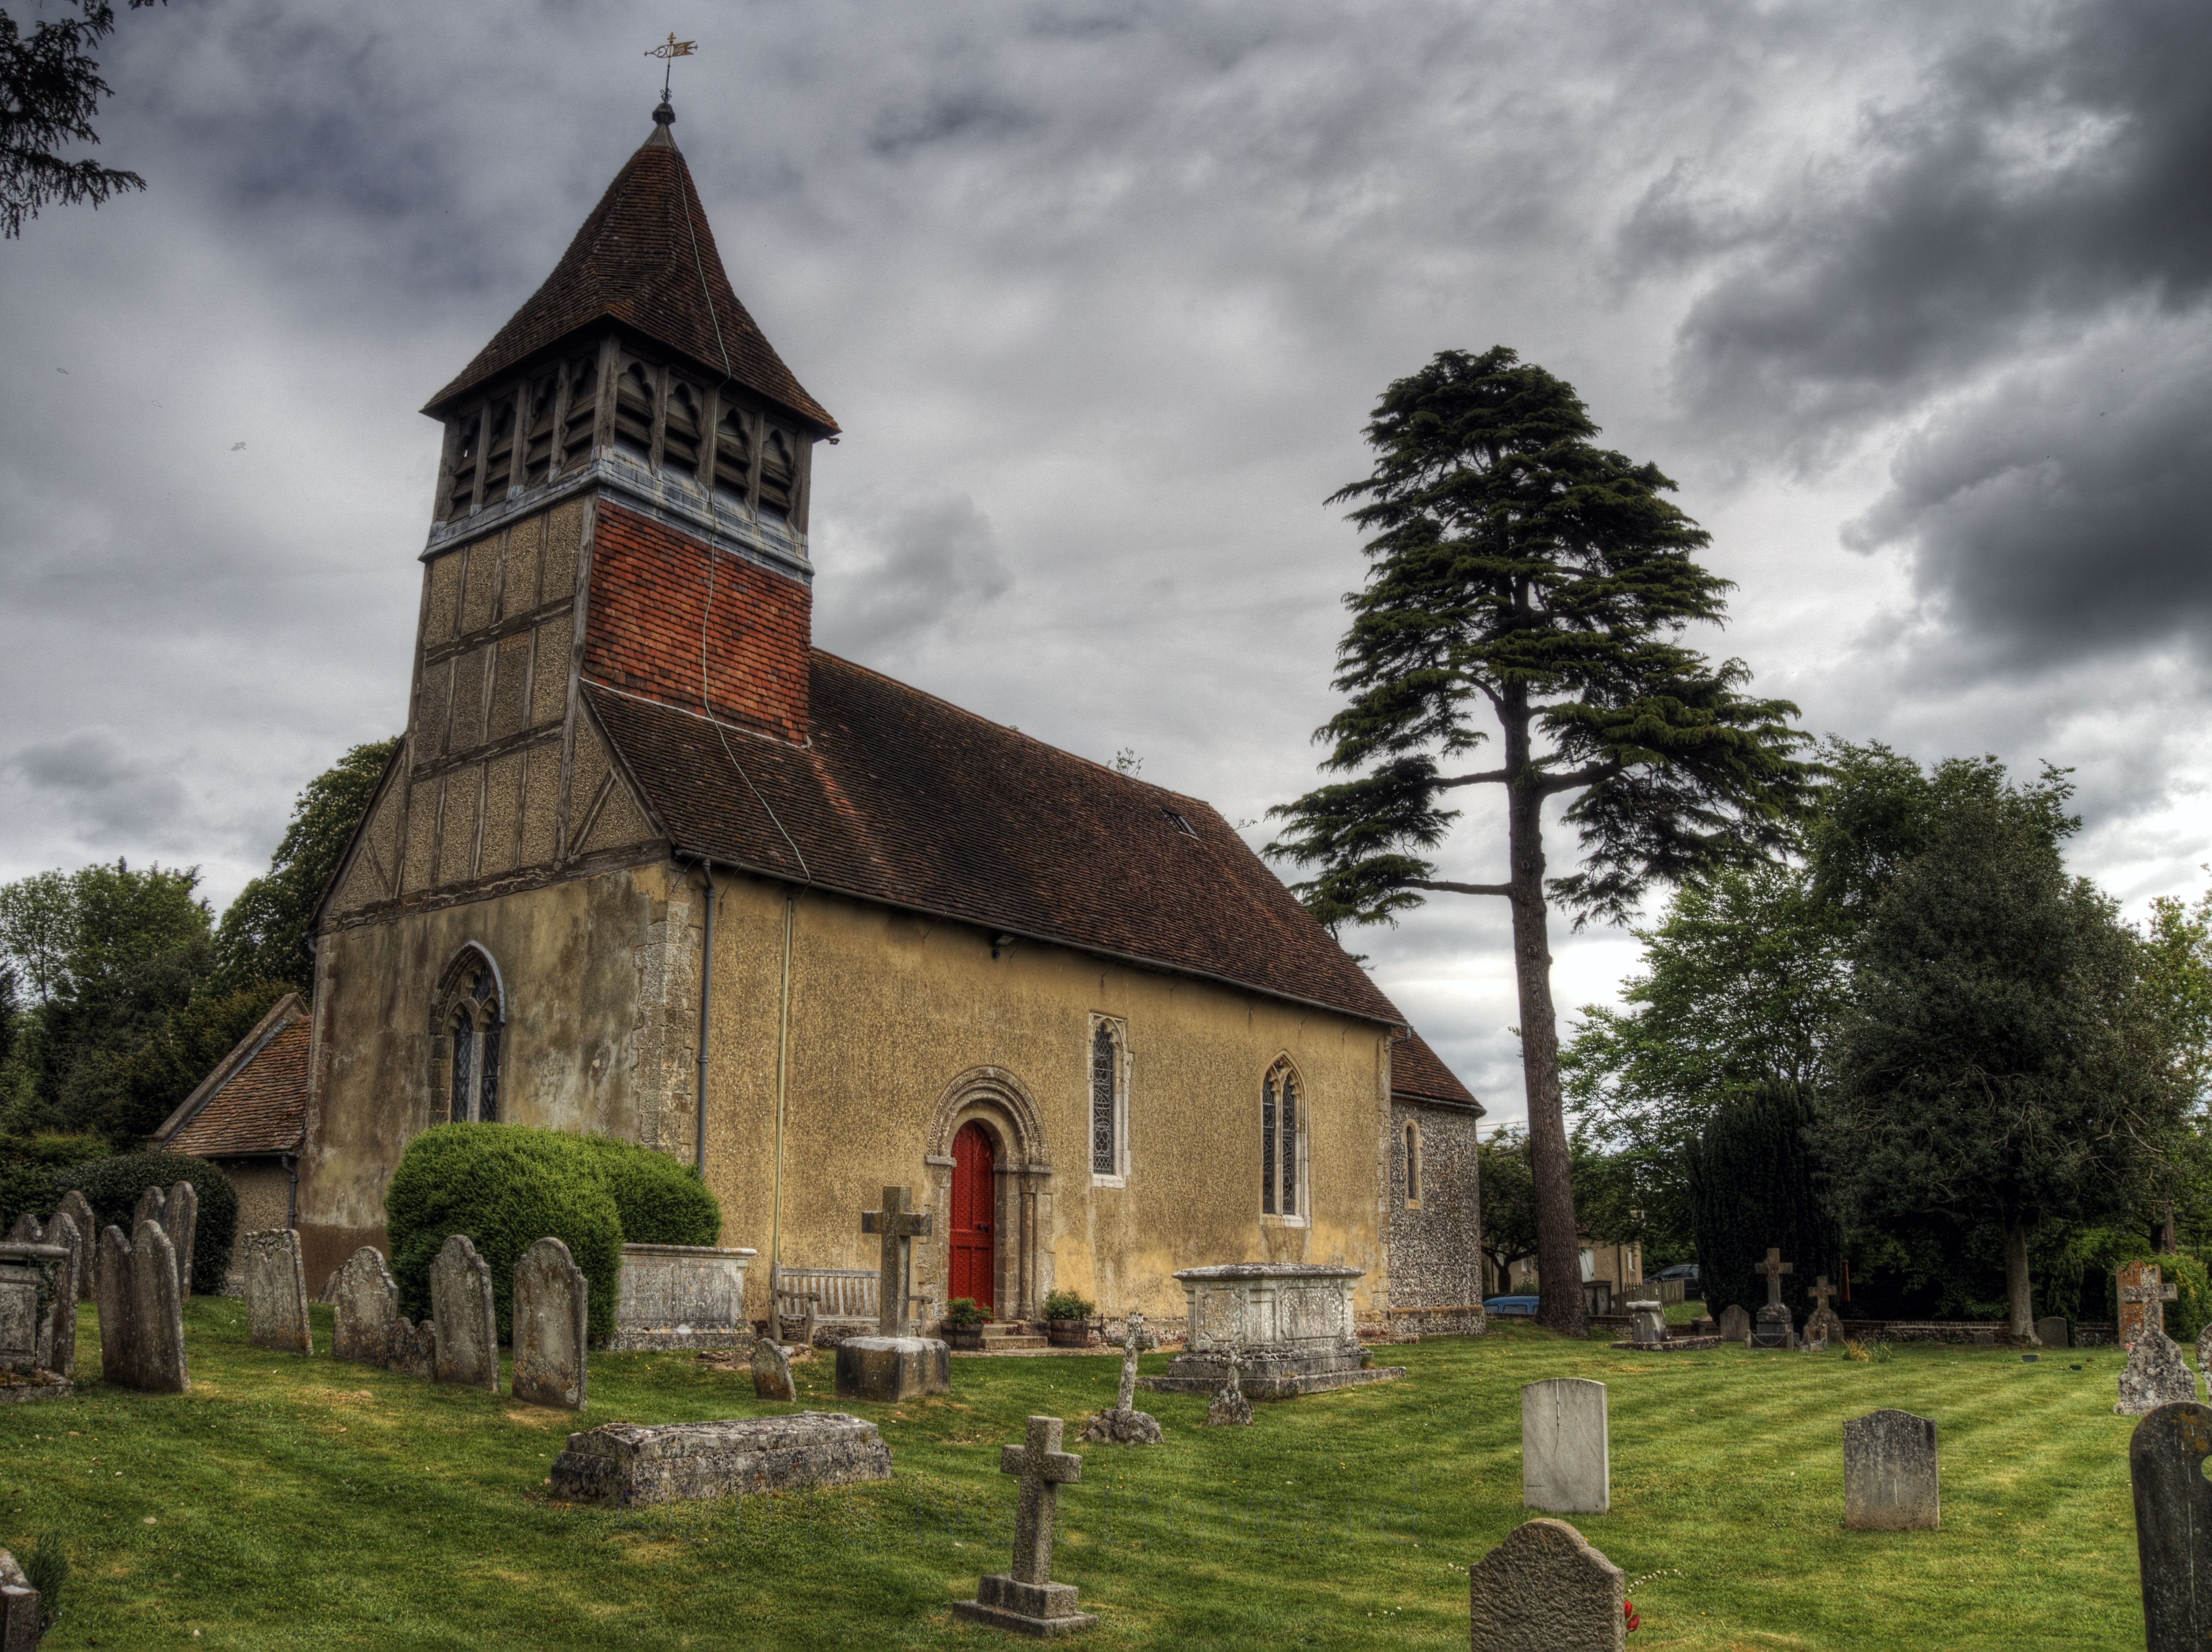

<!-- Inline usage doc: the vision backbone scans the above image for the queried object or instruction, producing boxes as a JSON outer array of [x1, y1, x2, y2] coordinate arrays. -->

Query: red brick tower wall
[[583, 500, 811, 744]]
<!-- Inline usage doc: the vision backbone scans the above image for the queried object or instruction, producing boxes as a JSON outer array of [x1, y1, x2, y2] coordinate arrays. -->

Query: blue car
[[1484, 1295, 1541, 1317]]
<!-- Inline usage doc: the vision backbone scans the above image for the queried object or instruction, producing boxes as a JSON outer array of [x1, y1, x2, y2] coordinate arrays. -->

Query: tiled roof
[[1390, 1030, 1482, 1111], [586, 656, 1405, 1026], [424, 118, 835, 432], [163, 1002, 310, 1158]]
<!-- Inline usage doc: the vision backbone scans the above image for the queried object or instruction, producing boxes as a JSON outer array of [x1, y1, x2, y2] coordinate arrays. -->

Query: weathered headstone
[[1805, 1274, 1847, 1347], [2121, 1260, 2180, 1345], [1523, 1377, 1608, 1514], [243, 1229, 313, 1355], [2118, 1330, 2200, 1416], [165, 1180, 198, 1296], [859, 1185, 931, 1336], [752, 1331, 797, 1402], [1468, 1517, 1626, 1652], [1083, 1310, 1164, 1444], [552, 1411, 892, 1505], [92, 1219, 189, 1393], [0, 1546, 41, 1652], [512, 1237, 588, 1411], [431, 1233, 499, 1392], [1718, 1304, 1751, 1345], [330, 1246, 435, 1379], [59, 1190, 96, 1299], [132, 1184, 165, 1233], [2199, 1324, 2212, 1382], [1206, 1350, 1253, 1426], [1843, 1409, 1939, 1530], [40, 1211, 82, 1380], [2130, 1400, 2212, 1650], [953, 1414, 1098, 1637], [1752, 1248, 1796, 1349], [2038, 1315, 2070, 1350], [1626, 1301, 1666, 1347]]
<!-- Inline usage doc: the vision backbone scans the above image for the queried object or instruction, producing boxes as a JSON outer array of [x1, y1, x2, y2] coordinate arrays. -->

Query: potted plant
[[942, 1297, 988, 1349], [1042, 1289, 1097, 1347]]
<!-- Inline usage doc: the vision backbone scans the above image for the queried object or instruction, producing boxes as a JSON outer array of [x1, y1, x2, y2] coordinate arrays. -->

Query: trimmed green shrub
[[383, 1124, 717, 1345], [943, 1297, 987, 1328], [56, 1152, 239, 1293], [571, 1133, 720, 1247], [17, 1133, 110, 1168], [1041, 1289, 1094, 1321], [0, 1163, 54, 1235]]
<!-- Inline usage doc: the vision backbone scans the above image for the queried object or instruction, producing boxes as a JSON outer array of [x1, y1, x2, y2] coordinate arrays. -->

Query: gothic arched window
[[1089, 1017, 1126, 1181], [438, 949, 505, 1124], [1262, 1058, 1304, 1219]]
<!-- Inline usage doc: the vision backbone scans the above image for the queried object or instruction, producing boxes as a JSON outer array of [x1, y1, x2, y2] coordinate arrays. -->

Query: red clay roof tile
[[166, 1012, 310, 1158], [1390, 1030, 1481, 1110]]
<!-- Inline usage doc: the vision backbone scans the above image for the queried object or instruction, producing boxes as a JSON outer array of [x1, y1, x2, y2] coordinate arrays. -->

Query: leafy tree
[[2140, 882, 2212, 1112], [1268, 346, 1817, 1332], [1, 0, 163, 238], [1825, 782, 2189, 1340], [214, 736, 400, 994], [1476, 1127, 1538, 1292]]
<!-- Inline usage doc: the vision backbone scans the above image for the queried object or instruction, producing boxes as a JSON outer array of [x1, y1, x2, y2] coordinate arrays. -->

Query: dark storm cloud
[[4, 729, 191, 846], [813, 494, 1015, 661]]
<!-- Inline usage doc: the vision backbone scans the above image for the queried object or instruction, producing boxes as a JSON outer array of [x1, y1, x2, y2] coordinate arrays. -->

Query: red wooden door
[[950, 1121, 996, 1313]]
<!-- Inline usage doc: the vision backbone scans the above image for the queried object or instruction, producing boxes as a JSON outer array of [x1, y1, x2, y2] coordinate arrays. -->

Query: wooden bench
[[771, 1266, 929, 1343]]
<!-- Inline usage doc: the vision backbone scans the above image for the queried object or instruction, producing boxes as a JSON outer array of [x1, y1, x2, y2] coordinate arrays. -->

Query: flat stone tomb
[[432, 1233, 500, 1393], [512, 1237, 588, 1411], [551, 1411, 891, 1506], [243, 1229, 314, 1355], [1843, 1409, 1939, 1530], [1523, 1378, 1608, 1514], [2131, 1401, 2212, 1651], [609, 1242, 757, 1351], [0, 1234, 76, 1402], [835, 1186, 949, 1402], [953, 1415, 1098, 1638], [1468, 1517, 1626, 1652], [91, 1219, 188, 1394], [1139, 1263, 1406, 1400], [2118, 1331, 2200, 1417], [1609, 1299, 1722, 1354], [331, 1246, 436, 1379]]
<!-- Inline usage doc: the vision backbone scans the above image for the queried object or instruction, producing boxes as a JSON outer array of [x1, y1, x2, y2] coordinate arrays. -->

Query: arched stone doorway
[[924, 1068, 1053, 1324]]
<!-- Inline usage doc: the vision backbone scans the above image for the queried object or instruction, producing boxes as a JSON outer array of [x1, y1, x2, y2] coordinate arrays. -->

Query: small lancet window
[[441, 950, 505, 1124], [613, 359, 657, 462], [522, 377, 557, 486], [758, 429, 795, 518], [559, 356, 598, 467], [1090, 1019, 1121, 1177], [1262, 1059, 1303, 1218], [446, 411, 481, 518], [1404, 1121, 1421, 1204], [662, 381, 704, 479], [480, 397, 516, 499], [712, 401, 752, 508]]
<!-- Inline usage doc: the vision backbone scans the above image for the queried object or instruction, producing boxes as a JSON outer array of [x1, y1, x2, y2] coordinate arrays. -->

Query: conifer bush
[[1683, 1083, 1841, 1324], [383, 1125, 721, 1345]]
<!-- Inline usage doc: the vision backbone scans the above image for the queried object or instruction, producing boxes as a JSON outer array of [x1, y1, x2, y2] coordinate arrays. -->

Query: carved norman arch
[[922, 1066, 1054, 1325]]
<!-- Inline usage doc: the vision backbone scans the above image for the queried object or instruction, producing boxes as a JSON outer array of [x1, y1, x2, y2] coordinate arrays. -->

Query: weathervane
[[645, 32, 697, 100]]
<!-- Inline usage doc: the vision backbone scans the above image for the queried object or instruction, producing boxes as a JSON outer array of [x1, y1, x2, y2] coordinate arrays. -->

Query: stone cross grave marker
[[2130, 1399, 2212, 1650], [1083, 1310, 1164, 1444], [59, 1190, 96, 1299], [243, 1229, 313, 1355], [432, 1233, 500, 1392], [2121, 1261, 2180, 1345], [1118, 1313, 1144, 1411], [512, 1236, 588, 1411], [1804, 1274, 1847, 1347], [1843, 1409, 1939, 1529], [1752, 1248, 1796, 1349], [952, 1414, 1098, 1637], [2118, 1330, 2200, 1416], [1206, 1350, 1253, 1426], [859, 1186, 930, 1336], [1467, 1517, 1626, 1652], [1523, 1377, 1609, 1514]]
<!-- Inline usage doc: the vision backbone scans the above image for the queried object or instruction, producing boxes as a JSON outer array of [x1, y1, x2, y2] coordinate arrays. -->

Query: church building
[[295, 98, 1483, 1331]]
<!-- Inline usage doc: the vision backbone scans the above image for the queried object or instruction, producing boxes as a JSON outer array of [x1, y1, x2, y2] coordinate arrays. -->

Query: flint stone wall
[[551, 1411, 892, 1506]]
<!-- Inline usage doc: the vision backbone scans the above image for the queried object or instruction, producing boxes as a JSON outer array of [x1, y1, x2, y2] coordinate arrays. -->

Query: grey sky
[[4, 0, 2207, 1127]]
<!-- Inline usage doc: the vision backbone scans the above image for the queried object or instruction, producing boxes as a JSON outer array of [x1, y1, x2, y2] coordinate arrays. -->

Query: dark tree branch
[[1408, 878, 1514, 897]]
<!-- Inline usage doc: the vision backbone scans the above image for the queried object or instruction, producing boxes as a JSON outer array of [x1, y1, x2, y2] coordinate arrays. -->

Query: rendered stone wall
[[212, 1162, 291, 1294], [1386, 1098, 1484, 1319]]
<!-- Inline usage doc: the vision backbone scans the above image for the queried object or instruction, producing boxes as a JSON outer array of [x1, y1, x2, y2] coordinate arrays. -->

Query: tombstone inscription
[[2130, 1400, 2212, 1651], [92, 1219, 188, 1393], [1467, 1517, 1626, 1652], [2038, 1315, 2070, 1351], [331, 1246, 436, 1379], [952, 1414, 1098, 1637], [1523, 1377, 1608, 1514], [512, 1237, 588, 1411], [1843, 1409, 1939, 1530], [1717, 1304, 1751, 1345]]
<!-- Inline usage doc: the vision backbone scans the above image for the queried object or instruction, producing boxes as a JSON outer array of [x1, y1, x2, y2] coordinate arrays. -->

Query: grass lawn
[[0, 1299, 2147, 1649]]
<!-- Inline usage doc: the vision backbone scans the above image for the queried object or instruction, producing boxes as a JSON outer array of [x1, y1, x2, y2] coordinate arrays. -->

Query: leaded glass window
[[1261, 1071, 1278, 1215], [1262, 1060, 1303, 1218], [440, 950, 505, 1124], [1090, 1021, 1117, 1176]]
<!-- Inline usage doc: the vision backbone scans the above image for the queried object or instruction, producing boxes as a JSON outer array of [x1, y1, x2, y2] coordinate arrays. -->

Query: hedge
[[45, 1152, 240, 1296], [384, 1125, 721, 1345]]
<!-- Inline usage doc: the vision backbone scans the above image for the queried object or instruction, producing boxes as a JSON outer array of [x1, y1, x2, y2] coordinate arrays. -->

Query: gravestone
[[2130, 1400, 2212, 1650], [2118, 1331, 2200, 1416], [0, 1546, 40, 1652], [553, 1411, 891, 1505], [2121, 1260, 2180, 1345], [1751, 1249, 1796, 1349], [2199, 1324, 2212, 1383], [330, 1246, 436, 1379], [1718, 1304, 1751, 1345], [512, 1237, 588, 1411], [834, 1186, 950, 1402], [1627, 1301, 1666, 1347], [431, 1233, 499, 1392], [166, 1180, 198, 1296], [1805, 1274, 1847, 1346], [953, 1415, 1098, 1637], [1083, 1310, 1164, 1444], [1467, 1517, 1626, 1652], [59, 1190, 97, 1299], [752, 1331, 797, 1402], [1843, 1409, 1939, 1530], [1206, 1351, 1253, 1426], [242, 1229, 313, 1355], [2038, 1315, 2070, 1351], [92, 1219, 189, 1393], [1523, 1377, 1608, 1514]]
